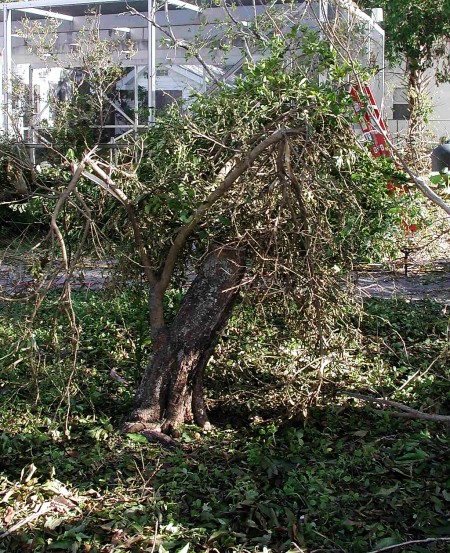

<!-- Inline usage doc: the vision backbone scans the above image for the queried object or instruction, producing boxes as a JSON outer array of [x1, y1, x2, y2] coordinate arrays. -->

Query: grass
[[0, 289, 449, 552]]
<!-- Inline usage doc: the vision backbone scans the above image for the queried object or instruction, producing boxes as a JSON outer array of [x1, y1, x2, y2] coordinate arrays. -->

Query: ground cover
[[0, 286, 449, 552]]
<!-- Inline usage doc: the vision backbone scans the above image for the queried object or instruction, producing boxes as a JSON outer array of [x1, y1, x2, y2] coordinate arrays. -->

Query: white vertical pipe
[[134, 64, 138, 130], [2, 6, 10, 133], [2, 6, 6, 132], [29, 64, 36, 163], [5, 7, 11, 134], [319, 0, 328, 23], [0, 14, 3, 133], [380, 27, 385, 112], [318, 0, 328, 85], [147, 0, 156, 124]]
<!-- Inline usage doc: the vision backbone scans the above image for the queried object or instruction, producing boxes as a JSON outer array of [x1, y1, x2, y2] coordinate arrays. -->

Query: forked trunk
[[131, 247, 245, 433]]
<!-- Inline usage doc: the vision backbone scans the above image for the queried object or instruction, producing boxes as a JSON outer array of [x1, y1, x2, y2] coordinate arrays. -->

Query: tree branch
[[314, 7, 450, 216], [84, 159, 157, 287], [48, 157, 90, 277], [157, 127, 305, 296], [367, 537, 450, 553], [342, 391, 450, 423], [126, 3, 221, 85]]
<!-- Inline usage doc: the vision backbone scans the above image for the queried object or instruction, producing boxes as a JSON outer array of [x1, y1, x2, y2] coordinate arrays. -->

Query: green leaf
[[47, 541, 74, 550], [126, 433, 149, 443], [376, 484, 398, 496], [372, 537, 400, 549], [430, 172, 444, 185], [395, 450, 429, 463]]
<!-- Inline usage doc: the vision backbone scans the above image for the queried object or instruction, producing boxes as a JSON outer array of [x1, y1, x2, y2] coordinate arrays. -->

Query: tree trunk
[[407, 67, 427, 133], [130, 247, 245, 433], [405, 64, 431, 171]]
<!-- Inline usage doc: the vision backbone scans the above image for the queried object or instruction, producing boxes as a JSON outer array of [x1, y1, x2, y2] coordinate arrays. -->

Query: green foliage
[[359, 0, 450, 79], [0, 288, 151, 416], [112, 31, 419, 356], [3, 28, 422, 358], [133, 30, 409, 270], [0, 139, 31, 193], [337, 156, 425, 262], [353, 299, 450, 408], [0, 11, 448, 552], [430, 167, 450, 195]]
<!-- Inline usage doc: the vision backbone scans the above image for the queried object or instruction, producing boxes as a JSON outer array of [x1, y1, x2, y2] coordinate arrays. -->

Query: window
[[156, 89, 182, 110], [392, 87, 410, 120]]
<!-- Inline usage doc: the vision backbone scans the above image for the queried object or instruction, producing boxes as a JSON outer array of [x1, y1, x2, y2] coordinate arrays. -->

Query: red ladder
[[350, 83, 418, 273], [350, 83, 389, 158]]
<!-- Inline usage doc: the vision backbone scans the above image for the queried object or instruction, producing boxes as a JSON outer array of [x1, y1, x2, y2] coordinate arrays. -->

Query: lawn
[[0, 288, 449, 552]]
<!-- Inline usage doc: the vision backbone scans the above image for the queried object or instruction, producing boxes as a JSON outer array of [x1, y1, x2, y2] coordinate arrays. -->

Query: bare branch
[[395, 156, 450, 216], [48, 159, 89, 274], [342, 391, 450, 423], [84, 159, 157, 287], [367, 537, 450, 553], [126, 3, 221, 85]]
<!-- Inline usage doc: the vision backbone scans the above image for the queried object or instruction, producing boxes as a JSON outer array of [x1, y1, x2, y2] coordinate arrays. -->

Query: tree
[[370, 1, 449, 78], [16, 14, 135, 154], [358, 0, 450, 161], [2, 2, 416, 435]]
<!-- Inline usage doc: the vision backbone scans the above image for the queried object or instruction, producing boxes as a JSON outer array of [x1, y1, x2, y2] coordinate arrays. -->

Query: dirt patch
[[1, 242, 449, 302], [355, 260, 450, 304]]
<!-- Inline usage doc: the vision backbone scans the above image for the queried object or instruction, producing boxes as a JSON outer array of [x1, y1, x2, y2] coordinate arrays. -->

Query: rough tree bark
[[405, 64, 431, 170], [130, 247, 246, 433], [407, 67, 427, 131]]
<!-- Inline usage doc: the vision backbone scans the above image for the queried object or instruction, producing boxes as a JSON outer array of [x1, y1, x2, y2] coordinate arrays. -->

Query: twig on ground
[[342, 391, 450, 422], [150, 519, 159, 553], [367, 536, 450, 553], [394, 347, 447, 394]]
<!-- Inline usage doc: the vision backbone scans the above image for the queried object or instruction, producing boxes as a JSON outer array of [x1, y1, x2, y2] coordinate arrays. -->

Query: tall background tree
[[359, 0, 450, 164]]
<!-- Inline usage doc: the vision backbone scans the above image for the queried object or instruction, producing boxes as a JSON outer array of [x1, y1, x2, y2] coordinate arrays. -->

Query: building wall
[[430, 82, 450, 141], [13, 62, 205, 136], [385, 66, 450, 144]]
